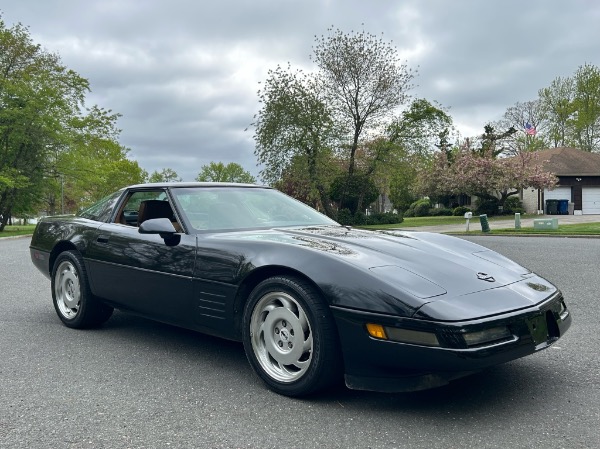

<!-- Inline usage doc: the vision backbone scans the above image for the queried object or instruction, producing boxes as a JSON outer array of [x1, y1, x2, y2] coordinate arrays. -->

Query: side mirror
[[139, 218, 180, 245]]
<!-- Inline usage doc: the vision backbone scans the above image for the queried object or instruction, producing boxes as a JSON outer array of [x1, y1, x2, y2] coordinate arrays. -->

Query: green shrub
[[409, 198, 431, 208], [336, 208, 353, 225], [329, 174, 379, 215], [413, 203, 431, 216], [475, 198, 500, 216], [407, 198, 431, 217], [365, 211, 404, 225], [335, 209, 405, 226], [452, 206, 471, 216], [429, 207, 453, 216], [503, 196, 524, 215], [353, 211, 367, 225]]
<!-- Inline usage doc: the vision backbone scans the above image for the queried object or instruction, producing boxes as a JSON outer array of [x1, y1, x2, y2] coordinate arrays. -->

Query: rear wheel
[[242, 276, 341, 397], [51, 250, 113, 328]]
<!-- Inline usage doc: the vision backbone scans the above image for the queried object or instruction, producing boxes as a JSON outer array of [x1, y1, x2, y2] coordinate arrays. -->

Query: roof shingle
[[537, 147, 600, 176]]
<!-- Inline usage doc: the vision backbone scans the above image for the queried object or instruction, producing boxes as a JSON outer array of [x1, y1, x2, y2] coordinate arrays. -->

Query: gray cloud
[[2, 0, 599, 182]]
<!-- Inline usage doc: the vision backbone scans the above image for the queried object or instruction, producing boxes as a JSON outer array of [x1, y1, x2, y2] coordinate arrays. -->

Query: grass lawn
[[360, 215, 600, 236], [361, 215, 510, 229], [0, 225, 36, 238], [490, 222, 600, 235]]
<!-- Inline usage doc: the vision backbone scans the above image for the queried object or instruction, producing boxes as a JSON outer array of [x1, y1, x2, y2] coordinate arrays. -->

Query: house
[[521, 147, 600, 215]]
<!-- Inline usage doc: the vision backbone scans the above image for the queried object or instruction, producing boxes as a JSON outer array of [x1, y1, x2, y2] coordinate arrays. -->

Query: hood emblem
[[477, 272, 496, 282]]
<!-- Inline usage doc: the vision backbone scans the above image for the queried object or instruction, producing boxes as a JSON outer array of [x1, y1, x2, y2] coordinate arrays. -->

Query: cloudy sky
[[2, 1, 599, 181]]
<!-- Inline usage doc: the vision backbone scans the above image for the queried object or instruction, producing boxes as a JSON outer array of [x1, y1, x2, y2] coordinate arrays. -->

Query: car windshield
[[170, 186, 338, 231]]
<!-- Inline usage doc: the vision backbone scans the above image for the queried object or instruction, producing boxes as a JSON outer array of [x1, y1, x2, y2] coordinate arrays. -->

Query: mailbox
[[464, 212, 473, 219]]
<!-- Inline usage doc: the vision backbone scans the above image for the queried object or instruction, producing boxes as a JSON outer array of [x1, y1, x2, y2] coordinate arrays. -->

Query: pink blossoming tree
[[418, 149, 557, 208]]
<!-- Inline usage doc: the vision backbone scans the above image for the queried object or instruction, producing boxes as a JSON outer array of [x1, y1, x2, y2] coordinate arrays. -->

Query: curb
[[446, 232, 600, 239], [0, 234, 33, 241]]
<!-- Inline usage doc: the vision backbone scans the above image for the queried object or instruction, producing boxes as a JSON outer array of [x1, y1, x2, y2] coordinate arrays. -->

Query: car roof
[[125, 182, 270, 189]]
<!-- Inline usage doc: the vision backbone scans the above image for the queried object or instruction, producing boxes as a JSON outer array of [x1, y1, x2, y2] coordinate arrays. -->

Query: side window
[[116, 191, 171, 226], [79, 190, 123, 222]]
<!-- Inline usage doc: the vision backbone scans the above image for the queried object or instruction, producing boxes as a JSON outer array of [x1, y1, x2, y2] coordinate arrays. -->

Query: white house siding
[[521, 188, 539, 214]]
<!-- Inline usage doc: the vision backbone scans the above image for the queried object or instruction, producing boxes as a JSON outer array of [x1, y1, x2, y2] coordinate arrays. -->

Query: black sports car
[[30, 183, 571, 396]]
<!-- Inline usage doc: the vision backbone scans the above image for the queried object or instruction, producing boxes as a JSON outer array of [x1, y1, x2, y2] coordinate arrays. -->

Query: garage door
[[582, 187, 600, 214], [544, 186, 571, 201]]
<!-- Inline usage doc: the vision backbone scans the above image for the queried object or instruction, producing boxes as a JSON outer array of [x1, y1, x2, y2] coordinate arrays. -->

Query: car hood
[[286, 226, 533, 295], [226, 226, 535, 297]]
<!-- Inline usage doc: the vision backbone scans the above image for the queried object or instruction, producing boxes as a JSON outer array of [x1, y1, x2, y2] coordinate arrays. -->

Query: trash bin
[[557, 199, 569, 215], [545, 199, 559, 215], [479, 214, 490, 233]]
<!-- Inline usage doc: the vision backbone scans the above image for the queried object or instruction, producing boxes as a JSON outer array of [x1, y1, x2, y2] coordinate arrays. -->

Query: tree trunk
[[316, 183, 334, 217], [0, 207, 11, 232], [0, 189, 9, 231], [341, 129, 361, 209], [306, 146, 334, 218]]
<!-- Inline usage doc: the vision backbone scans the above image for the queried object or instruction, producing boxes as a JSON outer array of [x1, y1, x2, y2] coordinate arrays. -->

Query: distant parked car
[[30, 183, 571, 396]]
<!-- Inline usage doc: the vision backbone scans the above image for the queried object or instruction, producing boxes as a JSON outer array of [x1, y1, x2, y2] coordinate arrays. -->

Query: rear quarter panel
[[30, 217, 102, 277]]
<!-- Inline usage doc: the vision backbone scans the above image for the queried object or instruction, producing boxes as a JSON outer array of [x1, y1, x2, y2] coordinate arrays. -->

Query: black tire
[[51, 250, 113, 328], [242, 276, 342, 397]]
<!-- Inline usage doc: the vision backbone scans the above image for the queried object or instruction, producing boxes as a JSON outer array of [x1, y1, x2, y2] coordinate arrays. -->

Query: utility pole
[[61, 175, 64, 215]]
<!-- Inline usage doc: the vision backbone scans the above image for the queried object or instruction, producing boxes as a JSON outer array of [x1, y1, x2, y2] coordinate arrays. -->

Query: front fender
[[195, 233, 428, 318]]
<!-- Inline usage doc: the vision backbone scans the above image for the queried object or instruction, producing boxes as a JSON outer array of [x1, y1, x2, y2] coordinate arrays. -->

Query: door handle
[[97, 235, 109, 243]]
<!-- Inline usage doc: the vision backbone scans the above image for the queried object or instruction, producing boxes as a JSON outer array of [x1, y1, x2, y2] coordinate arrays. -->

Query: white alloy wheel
[[249, 291, 313, 383], [242, 276, 341, 397], [54, 259, 81, 319]]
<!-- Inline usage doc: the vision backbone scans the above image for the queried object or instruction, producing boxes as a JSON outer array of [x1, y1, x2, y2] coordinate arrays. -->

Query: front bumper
[[331, 291, 571, 392]]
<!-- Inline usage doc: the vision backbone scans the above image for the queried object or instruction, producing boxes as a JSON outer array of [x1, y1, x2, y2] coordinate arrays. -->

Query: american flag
[[524, 122, 537, 135]]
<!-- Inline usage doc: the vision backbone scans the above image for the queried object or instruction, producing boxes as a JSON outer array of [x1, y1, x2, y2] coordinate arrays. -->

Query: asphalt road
[[1, 236, 598, 449]]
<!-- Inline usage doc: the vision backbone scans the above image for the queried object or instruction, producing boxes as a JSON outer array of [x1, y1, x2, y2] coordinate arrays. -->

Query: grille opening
[[546, 310, 560, 338]]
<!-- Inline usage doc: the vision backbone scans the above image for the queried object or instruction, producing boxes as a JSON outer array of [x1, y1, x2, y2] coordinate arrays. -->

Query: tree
[[360, 99, 452, 183], [312, 28, 415, 212], [0, 19, 87, 228], [537, 64, 600, 152], [388, 149, 425, 211], [381, 100, 454, 211], [273, 154, 341, 210], [252, 64, 338, 215], [0, 18, 143, 228], [496, 100, 547, 153], [539, 76, 575, 148], [418, 148, 557, 211], [148, 168, 181, 183], [329, 172, 379, 215], [571, 63, 600, 151], [253, 29, 417, 216], [196, 162, 256, 183], [45, 105, 146, 213], [388, 99, 453, 154], [474, 124, 518, 158], [313, 28, 415, 176]]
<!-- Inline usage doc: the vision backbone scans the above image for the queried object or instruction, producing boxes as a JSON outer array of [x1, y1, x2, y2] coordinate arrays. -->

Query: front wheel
[[51, 250, 113, 328], [242, 276, 341, 397]]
